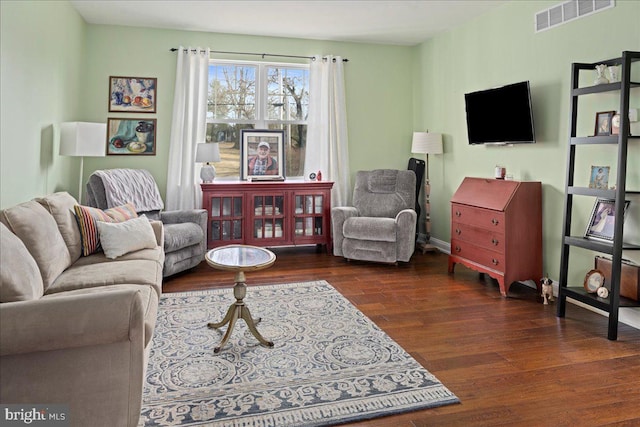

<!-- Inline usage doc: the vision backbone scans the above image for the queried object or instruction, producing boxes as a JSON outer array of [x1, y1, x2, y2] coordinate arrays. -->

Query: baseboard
[[431, 239, 639, 331]]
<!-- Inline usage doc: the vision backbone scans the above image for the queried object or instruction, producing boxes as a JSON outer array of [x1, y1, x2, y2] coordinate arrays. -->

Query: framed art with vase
[[108, 76, 157, 113], [106, 118, 156, 155]]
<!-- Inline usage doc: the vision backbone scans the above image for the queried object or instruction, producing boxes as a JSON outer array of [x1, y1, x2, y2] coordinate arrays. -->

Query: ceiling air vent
[[535, 0, 615, 33]]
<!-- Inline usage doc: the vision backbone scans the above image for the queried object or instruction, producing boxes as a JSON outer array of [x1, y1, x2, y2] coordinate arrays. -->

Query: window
[[207, 60, 310, 178]]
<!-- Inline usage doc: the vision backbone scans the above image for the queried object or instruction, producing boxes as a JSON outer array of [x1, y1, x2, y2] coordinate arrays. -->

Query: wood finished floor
[[163, 247, 640, 427]]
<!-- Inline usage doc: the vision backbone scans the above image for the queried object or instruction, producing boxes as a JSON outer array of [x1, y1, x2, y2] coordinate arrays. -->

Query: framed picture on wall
[[240, 129, 285, 181], [108, 76, 157, 113], [106, 118, 156, 155]]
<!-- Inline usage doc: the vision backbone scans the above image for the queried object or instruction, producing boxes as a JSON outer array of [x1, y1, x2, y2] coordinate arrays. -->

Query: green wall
[[414, 0, 640, 284], [0, 0, 87, 207]]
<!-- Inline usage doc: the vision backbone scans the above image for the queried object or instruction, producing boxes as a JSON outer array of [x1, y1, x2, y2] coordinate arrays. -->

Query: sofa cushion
[[163, 222, 204, 253], [343, 216, 397, 242], [48, 259, 163, 298], [0, 200, 71, 290], [97, 217, 157, 259], [0, 223, 44, 302], [36, 192, 83, 262], [74, 203, 138, 256]]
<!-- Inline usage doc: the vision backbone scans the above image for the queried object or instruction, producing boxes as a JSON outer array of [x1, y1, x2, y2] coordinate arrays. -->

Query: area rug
[[140, 280, 459, 426]]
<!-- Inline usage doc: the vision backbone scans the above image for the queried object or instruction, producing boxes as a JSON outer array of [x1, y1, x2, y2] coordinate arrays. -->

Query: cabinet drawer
[[451, 204, 505, 231], [452, 221, 505, 252], [451, 239, 505, 273]]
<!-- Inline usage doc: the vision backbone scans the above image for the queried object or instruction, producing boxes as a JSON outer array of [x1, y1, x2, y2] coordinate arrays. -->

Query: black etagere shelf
[[557, 51, 640, 340]]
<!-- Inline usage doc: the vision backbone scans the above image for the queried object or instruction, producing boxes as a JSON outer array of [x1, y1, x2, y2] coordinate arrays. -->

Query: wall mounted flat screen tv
[[464, 81, 536, 145]]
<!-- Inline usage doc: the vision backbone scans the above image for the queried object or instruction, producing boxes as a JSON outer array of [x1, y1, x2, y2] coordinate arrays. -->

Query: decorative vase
[[608, 65, 619, 83], [594, 64, 609, 85]]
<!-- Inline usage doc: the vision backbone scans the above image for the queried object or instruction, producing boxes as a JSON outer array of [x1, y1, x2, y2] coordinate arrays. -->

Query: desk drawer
[[451, 204, 505, 231], [451, 239, 505, 273], [452, 221, 505, 252]]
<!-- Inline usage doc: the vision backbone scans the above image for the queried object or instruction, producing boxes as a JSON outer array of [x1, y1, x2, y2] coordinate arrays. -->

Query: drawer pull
[[455, 228, 461, 235], [492, 238, 499, 246], [491, 218, 499, 226], [455, 210, 461, 217], [455, 245, 461, 253], [492, 258, 499, 265]]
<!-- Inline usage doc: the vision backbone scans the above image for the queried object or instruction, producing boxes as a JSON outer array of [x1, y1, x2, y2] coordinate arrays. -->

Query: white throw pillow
[[96, 216, 157, 259]]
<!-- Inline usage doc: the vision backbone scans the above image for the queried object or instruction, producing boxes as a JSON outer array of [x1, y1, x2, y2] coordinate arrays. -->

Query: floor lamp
[[60, 122, 106, 204], [411, 131, 443, 253]]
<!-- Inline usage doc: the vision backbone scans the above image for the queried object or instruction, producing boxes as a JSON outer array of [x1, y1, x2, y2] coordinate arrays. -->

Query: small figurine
[[540, 276, 554, 305]]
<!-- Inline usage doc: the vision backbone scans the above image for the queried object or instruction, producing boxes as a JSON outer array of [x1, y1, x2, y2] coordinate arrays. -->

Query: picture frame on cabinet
[[594, 111, 615, 136], [241, 129, 285, 181], [589, 166, 610, 189], [108, 76, 157, 113], [585, 198, 630, 242]]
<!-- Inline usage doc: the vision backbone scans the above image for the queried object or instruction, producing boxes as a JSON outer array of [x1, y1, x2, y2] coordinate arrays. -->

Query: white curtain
[[166, 46, 210, 210], [305, 55, 351, 207]]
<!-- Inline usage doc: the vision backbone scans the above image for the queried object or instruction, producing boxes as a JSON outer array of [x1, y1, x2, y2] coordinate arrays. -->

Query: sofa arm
[[0, 289, 145, 356], [395, 208, 417, 262], [149, 219, 164, 247], [331, 207, 359, 257]]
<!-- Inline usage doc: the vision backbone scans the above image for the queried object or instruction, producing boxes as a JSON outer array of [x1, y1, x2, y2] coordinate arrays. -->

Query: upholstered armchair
[[86, 169, 207, 277], [332, 169, 417, 264]]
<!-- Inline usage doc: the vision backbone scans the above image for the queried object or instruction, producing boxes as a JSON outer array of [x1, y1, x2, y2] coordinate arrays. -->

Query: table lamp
[[411, 131, 443, 253], [60, 122, 106, 203], [196, 142, 221, 183]]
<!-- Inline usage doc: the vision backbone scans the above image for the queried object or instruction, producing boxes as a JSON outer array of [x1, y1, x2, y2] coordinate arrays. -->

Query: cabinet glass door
[[294, 193, 324, 239], [252, 193, 285, 240], [209, 195, 243, 243]]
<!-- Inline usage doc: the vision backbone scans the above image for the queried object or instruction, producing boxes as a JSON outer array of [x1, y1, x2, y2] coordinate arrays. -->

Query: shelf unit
[[201, 181, 333, 252], [557, 51, 640, 340]]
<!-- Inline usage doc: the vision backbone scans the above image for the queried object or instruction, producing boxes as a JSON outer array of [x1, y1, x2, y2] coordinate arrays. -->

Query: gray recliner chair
[[332, 169, 417, 264], [86, 169, 207, 278]]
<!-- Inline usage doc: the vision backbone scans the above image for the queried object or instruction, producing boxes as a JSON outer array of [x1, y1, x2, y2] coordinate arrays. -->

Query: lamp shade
[[60, 122, 106, 157], [411, 132, 443, 155], [196, 143, 221, 163]]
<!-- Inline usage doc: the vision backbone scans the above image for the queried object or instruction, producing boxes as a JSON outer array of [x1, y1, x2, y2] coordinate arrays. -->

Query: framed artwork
[[594, 111, 615, 136], [108, 76, 157, 113], [240, 129, 285, 181], [585, 198, 630, 242], [611, 113, 621, 135], [106, 118, 156, 155], [589, 166, 610, 189]]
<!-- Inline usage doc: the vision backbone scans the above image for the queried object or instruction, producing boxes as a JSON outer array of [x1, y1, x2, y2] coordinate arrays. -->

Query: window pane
[[267, 67, 309, 121], [208, 64, 256, 120], [267, 123, 307, 177], [206, 123, 255, 177]]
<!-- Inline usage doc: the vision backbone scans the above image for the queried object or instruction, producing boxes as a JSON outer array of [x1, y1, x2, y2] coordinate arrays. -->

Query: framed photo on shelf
[[594, 111, 615, 136], [240, 129, 285, 181], [108, 76, 157, 113], [611, 113, 621, 135], [589, 165, 610, 189], [106, 118, 156, 155], [585, 198, 630, 242]]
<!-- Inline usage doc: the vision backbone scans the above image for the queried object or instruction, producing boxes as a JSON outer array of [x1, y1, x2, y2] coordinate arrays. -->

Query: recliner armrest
[[0, 289, 145, 356], [331, 206, 359, 256], [160, 209, 207, 226], [395, 208, 417, 261]]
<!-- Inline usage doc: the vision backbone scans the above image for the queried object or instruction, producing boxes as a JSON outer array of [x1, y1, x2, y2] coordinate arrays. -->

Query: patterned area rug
[[140, 281, 459, 426]]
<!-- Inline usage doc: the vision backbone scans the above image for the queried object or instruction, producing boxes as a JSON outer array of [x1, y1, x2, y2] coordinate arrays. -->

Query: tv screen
[[464, 81, 536, 145]]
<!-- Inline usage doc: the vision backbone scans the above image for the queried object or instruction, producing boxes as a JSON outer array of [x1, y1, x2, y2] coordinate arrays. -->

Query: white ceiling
[[70, 0, 509, 46]]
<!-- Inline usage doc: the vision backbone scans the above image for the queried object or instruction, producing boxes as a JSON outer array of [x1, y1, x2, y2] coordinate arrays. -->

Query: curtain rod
[[169, 48, 348, 62]]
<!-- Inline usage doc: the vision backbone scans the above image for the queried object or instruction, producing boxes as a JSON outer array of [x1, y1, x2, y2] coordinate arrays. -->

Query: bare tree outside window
[[207, 61, 309, 178]]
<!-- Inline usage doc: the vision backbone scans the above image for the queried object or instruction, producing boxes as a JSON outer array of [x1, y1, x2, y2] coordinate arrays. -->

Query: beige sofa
[[0, 192, 164, 427]]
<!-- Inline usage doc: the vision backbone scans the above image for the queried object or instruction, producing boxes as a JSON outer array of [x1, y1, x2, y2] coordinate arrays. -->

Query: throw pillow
[[74, 203, 138, 256], [96, 216, 157, 259]]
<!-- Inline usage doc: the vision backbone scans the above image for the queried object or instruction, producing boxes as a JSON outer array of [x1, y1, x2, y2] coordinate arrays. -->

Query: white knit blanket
[[94, 169, 164, 212]]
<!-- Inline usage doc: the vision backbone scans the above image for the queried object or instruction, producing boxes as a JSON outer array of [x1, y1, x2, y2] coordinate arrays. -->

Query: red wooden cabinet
[[448, 177, 542, 296], [201, 181, 333, 251]]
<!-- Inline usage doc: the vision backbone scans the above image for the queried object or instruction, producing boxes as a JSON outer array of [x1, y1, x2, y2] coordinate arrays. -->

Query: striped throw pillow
[[74, 203, 138, 256]]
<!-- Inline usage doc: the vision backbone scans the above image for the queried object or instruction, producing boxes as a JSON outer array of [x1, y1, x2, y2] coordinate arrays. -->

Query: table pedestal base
[[207, 271, 274, 353]]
